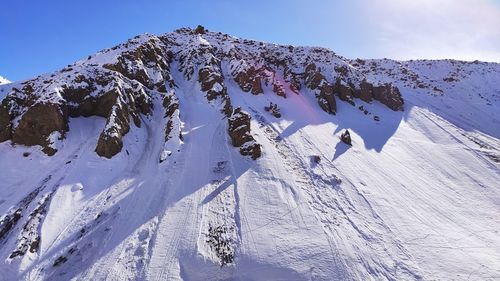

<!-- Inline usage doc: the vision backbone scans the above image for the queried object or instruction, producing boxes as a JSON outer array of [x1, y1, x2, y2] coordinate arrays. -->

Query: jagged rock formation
[[0, 27, 403, 159], [340, 130, 352, 145], [228, 107, 261, 160], [0, 36, 170, 157], [304, 63, 338, 114], [9, 191, 53, 258], [264, 102, 281, 118]]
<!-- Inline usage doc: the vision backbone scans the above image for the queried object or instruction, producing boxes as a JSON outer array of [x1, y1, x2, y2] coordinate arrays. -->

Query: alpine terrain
[[0, 26, 499, 281], [0, 76, 10, 85]]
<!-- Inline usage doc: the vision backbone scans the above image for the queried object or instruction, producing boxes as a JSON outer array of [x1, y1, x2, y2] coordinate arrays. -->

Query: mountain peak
[[0, 28, 405, 158], [0, 27, 499, 280], [0, 75, 10, 85]]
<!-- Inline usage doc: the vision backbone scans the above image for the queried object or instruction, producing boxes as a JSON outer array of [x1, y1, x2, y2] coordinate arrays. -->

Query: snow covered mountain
[[0, 76, 9, 85], [0, 26, 499, 280]]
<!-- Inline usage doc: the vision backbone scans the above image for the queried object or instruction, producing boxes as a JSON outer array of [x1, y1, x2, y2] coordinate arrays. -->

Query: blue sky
[[1, 0, 499, 81]]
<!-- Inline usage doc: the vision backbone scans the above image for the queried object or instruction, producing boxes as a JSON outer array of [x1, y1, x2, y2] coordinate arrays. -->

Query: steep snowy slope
[[0, 27, 499, 281]]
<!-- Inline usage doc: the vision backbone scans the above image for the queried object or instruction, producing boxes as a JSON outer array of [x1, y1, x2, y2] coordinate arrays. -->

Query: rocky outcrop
[[231, 62, 290, 98], [9, 192, 53, 258], [303, 63, 403, 113], [264, 102, 281, 118], [0, 176, 50, 244], [335, 80, 355, 105], [0, 32, 174, 158], [233, 66, 264, 95], [372, 83, 404, 111], [304, 63, 325, 90], [288, 74, 301, 94], [317, 84, 337, 114], [0, 101, 13, 142], [1, 61, 155, 158], [251, 76, 264, 95], [194, 25, 206, 35], [311, 155, 321, 164], [0, 27, 407, 159], [197, 51, 233, 117], [340, 130, 352, 145], [12, 103, 67, 156], [304, 63, 337, 114], [95, 99, 131, 158], [0, 80, 69, 154], [272, 80, 286, 98], [102, 37, 172, 91], [199, 66, 224, 100], [162, 91, 179, 141], [228, 108, 261, 160], [240, 141, 262, 160], [352, 80, 404, 111], [354, 80, 374, 102]]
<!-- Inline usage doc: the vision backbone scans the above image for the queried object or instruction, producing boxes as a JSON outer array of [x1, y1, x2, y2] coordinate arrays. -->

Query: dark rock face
[[317, 84, 337, 115], [302, 62, 403, 113], [272, 81, 286, 98], [102, 37, 172, 90], [0, 209, 22, 242], [240, 141, 262, 160], [311, 155, 321, 164], [372, 84, 404, 111], [340, 130, 352, 145], [228, 108, 253, 147], [194, 25, 206, 35], [10, 191, 53, 258], [0, 35, 165, 158], [355, 80, 374, 102], [197, 56, 233, 117], [304, 63, 325, 90], [95, 133, 122, 158], [199, 66, 224, 99], [0, 69, 154, 158], [304, 63, 338, 114], [288, 76, 301, 94], [0, 175, 50, 246], [232, 65, 289, 98], [335, 81, 355, 106], [264, 102, 281, 118], [12, 103, 68, 156], [0, 101, 13, 142], [162, 92, 179, 141], [228, 108, 261, 159], [95, 101, 131, 159], [352, 80, 403, 111], [234, 66, 264, 95], [251, 76, 264, 95]]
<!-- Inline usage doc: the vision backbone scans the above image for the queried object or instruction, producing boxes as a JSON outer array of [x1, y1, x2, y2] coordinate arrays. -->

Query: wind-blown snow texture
[[0, 27, 499, 281]]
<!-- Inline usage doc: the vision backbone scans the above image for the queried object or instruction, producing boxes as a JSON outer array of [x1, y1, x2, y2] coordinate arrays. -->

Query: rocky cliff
[[0, 26, 404, 159]]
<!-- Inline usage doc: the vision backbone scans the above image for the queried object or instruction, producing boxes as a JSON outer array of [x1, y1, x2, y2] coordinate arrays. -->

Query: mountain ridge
[[0, 26, 407, 158], [0, 26, 499, 281]]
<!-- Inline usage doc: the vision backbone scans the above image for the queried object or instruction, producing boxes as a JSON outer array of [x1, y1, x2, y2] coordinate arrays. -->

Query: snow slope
[[0, 28, 499, 281]]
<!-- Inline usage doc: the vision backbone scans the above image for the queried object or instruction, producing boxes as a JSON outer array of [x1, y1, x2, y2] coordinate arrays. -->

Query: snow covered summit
[[0, 26, 499, 280], [0, 76, 9, 85]]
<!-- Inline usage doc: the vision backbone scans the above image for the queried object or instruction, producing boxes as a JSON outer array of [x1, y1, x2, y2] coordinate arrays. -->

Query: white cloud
[[357, 0, 500, 62]]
